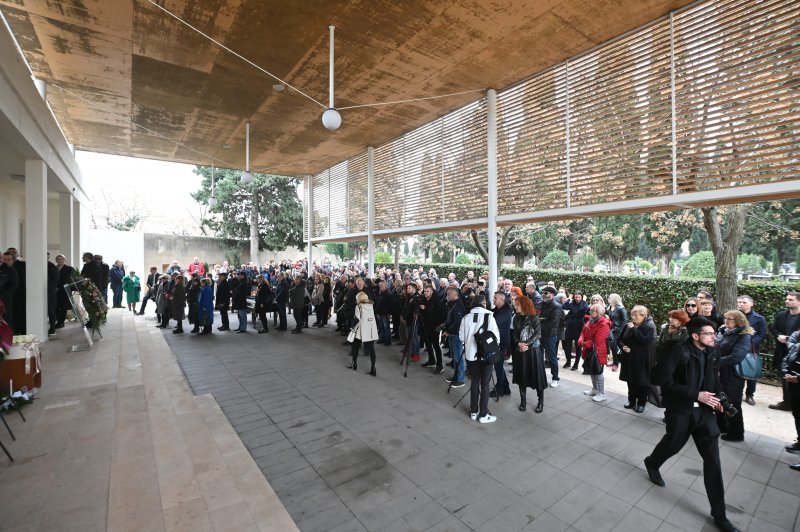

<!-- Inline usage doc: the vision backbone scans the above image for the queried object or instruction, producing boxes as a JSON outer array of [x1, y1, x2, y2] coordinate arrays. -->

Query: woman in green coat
[[122, 271, 141, 313]]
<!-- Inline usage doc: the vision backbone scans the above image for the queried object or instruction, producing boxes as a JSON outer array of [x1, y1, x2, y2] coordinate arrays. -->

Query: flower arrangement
[[70, 273, 107, 336]]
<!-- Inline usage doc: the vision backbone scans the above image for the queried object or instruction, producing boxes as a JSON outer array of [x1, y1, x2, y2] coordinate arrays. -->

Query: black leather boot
[[535, 397, 543, 413], [519, 391, 526, 411]]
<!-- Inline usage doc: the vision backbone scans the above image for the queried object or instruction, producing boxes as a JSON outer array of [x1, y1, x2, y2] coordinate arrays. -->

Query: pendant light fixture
[[240, 122, 253, 184], [321, 25, 342, 131], [208, 164, 218, 207]]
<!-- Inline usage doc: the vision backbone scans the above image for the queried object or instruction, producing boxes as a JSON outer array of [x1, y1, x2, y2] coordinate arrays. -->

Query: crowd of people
[[5, 249, 799, 532]]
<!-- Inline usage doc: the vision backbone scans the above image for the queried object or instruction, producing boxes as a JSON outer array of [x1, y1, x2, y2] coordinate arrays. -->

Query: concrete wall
[[144, 233, 251, 271]]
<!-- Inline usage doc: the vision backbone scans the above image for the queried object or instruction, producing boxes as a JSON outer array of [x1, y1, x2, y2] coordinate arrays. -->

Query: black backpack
[[473, 313, 500, 365]]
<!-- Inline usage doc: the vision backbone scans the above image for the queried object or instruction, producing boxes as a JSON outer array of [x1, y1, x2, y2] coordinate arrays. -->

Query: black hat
[[542, 286, 557, 295]]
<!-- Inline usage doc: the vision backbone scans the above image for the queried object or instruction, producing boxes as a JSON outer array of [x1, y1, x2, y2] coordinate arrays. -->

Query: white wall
[[0, 175, 25, 253], [86, 229, 145, 278]]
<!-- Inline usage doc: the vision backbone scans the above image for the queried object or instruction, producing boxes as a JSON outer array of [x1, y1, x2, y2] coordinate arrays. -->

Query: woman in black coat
[[187, 276, 201, 333], [715, 310, 753, 441], [171, 275, 186, 334], [618, 305, 657, 413], [255, 275, 274, 334], [419, 284, 446, 372], [562, 292, 589, 370], [512, 296, 546, 413]]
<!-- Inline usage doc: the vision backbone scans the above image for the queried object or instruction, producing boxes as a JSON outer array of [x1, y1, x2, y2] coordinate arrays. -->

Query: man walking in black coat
[[644, 317, 741, 532], [138, 267, 159, 315], [0, 251, 19, 332]]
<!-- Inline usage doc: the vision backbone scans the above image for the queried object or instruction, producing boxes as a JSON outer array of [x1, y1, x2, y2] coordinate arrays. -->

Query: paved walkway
[[160, 314, 800, 532], [0, 310, 296, 532]]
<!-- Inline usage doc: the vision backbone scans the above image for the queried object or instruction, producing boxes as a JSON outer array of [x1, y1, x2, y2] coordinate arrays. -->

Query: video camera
[[716, 392, 739, 418]]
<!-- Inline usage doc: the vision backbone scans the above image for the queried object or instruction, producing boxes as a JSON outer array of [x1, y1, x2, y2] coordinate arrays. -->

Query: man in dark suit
[[769, 291, 800, 411], [215, 272, 231, 331], [47, 253, 58, 335], [138, 267, 159, 315], [645, 317, 741, 532], [5, 248, 25, 334], [94, 254, 110, 303], [0, 251, 19, 332]]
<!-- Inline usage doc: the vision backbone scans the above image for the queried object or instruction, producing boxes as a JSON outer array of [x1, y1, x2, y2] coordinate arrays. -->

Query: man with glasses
[[644, 317, 740, 532]]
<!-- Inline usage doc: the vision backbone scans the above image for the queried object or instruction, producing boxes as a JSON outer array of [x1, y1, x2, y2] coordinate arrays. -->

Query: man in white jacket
[[460, 294, 501, 424]]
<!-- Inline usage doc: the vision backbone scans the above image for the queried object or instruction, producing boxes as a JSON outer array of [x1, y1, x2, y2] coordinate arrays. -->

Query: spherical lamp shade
[[208, 195, 218, 207], [240, 170, 253, 185], [322, 108, 341, 131]]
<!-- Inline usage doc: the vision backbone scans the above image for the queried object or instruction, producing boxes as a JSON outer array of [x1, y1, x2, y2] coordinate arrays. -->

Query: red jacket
[[188, 262, 205, 277], [579, 315, 612, 365]]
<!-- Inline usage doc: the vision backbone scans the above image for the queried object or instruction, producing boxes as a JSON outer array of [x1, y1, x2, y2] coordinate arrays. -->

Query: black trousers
[[469, 361, 493, 417], [316, 303, 330, 325], [789, 382, 800, 441], [277, 304, 287, 329], [648, 407, 726, 520], [422, 332, 442, 367], [562, 338, 582, 365], [628, 384, 650, 407], [218, 306, 229, 329], [257, 308, 269, 331]]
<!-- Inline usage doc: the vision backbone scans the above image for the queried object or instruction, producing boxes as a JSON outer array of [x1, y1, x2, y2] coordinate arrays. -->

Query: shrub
[[374, 251, 392, 263], [375, 261, 800, 358], [683, 251, 715, 279], [540, 250, 573, 270], [737, 253, 764, 274], [574, 251, 598, 271], [455, 253, 472, 265]]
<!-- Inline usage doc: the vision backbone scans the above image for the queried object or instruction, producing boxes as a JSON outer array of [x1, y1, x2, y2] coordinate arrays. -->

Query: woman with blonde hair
[[347, 291, 379, 376], [607, 293, 627, 371], [618, 305, 657, 413], [715, 310, 754, 441]]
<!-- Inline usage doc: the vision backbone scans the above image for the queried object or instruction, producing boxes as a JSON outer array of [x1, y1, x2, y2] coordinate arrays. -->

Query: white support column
[[486, 89, 499, 296], [307, 175, 313, 273], [59, 192, 73, 262], [25, 159, 48, 340], [367, 147, 375, 276], [72, 199, 82, 267]]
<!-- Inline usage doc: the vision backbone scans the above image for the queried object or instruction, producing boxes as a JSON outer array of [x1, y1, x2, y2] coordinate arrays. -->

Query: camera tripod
[[452, 359, 499, 408], [400, 308, 421, 378]]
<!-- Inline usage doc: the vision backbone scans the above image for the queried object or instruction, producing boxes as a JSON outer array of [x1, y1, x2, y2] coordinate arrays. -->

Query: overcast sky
[[76, 151, 206, 236]]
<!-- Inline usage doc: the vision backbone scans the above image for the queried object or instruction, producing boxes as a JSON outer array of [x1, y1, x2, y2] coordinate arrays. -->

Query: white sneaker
[[470, 412, 478, 420], [592, 393, 607, 402], [550, 380, 559, 388], [479, 414, 497, 424], [583, 389, 597, 396]]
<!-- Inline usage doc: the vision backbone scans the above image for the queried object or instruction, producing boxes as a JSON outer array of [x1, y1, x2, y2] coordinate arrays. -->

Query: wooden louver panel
[[673, 0, 800, 192]]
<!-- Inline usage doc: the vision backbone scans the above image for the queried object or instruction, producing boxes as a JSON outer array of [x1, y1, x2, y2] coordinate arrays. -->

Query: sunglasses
[[685, 304, 697, 307]]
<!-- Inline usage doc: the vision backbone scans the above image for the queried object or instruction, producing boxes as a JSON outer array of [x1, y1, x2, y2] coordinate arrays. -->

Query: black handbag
[[585, 347, 603, 375]]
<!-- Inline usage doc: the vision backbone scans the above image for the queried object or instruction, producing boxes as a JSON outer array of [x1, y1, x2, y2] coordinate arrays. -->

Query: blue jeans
[[542, 335, 559, 381], [111, 285, 123, 307], [448, 335, 465, 382], [237, 309, 248, 332], [377, 315, 392, 345]]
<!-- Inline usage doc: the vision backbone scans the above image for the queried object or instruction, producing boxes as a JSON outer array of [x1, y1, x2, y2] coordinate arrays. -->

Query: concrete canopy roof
[[0, 0, 695, 176]]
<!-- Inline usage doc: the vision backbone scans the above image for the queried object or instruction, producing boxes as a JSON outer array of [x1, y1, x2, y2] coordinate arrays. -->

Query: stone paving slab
[[161, 313, 800, 532], [0, 310, 297, 532]]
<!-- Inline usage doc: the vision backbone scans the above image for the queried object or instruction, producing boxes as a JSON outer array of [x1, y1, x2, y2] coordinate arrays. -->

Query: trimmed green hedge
[[378, 262, 800, 364]]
